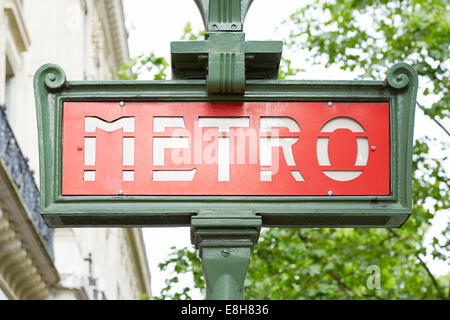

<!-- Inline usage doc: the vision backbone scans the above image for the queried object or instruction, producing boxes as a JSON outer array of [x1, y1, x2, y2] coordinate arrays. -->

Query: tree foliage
[[117, 52, 168, 80], [121, 0, 449, 299], [286, 0, 449, 121]]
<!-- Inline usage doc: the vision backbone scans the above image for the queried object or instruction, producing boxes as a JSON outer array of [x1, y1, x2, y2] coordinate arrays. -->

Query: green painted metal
[[194, 0, 254, 32], [172, 0, 282, 93], [201, 247, 252, 299], [33, 62, 418, 229], [191, 209, 261, 299]]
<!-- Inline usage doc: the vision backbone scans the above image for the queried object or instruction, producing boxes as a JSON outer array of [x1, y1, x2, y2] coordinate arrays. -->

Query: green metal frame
[[172, 0, 282, 93], [33, 62, 418, 228]]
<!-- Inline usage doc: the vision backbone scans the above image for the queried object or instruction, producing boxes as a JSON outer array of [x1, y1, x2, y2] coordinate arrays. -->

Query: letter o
[[316, 117, 369, 181]]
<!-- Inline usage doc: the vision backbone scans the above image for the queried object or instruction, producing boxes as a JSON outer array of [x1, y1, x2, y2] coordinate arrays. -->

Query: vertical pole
[[201, 246, 252, 299], [185, 1, 266, 299], [191, 210, 261, 300]]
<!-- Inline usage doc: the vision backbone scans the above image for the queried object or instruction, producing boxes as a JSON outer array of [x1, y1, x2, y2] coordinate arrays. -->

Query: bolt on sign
[[34, 63, 417, 228]]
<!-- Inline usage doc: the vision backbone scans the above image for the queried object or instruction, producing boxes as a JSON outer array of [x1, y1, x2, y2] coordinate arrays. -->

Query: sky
[[122, 0, 449, 299]]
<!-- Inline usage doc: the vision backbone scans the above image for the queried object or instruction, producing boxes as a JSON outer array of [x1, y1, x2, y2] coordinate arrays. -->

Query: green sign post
[[34, 0, 418, 300]]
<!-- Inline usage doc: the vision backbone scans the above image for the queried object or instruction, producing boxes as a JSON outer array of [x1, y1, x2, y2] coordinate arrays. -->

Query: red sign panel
[[62, 102, 390, 196]]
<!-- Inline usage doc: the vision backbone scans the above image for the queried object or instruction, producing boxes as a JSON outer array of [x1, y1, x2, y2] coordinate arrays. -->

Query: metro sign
[[34, 63, 417, 228], [62, 102, 389, 196]]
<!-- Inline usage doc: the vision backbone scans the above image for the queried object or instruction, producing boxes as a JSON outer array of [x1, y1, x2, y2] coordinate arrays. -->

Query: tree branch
[[332, 273, 352, 293], [297, 231, 308, 242], [378, 232, 397, 245], [389, 230, 445, 299], [417, 102, 450, 137], [416, 254, 445, 299]]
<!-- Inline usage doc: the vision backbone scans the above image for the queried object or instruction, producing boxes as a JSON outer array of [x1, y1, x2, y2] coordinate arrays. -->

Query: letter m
[[83, 117, 135, 182]]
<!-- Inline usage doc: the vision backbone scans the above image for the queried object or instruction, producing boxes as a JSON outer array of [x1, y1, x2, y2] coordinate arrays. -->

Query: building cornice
[[0, 158, 60, 299], [104, 0, 130, 72], [4, 0, 30, 52], [125, 228, 152, 298]]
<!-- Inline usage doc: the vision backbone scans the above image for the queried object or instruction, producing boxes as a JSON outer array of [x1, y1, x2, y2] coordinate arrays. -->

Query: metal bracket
[[191, 209, 261, 299], [171, 0, 282, 93], [194, 0, 253, 32]]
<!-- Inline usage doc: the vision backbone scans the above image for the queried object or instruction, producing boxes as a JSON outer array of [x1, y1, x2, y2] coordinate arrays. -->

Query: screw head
[[222, 249, 230, 257], [327, 101, 333, 107], [328, 190, 333, 196], [77, 146, 83, 151], [119, 101, 124, 107], [371, 145, 377, 151], [118, 190, 124, 195]]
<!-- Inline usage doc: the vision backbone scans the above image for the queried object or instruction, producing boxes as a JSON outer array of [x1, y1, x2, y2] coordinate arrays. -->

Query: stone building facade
[[0, 0, 151, 300]]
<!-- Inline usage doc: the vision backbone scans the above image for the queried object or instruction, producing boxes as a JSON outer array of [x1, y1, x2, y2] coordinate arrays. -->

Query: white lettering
[[317, 117, 368, 182], [198, 117, 250, 181], [259, 117, 301, 181], [85, 117, 134, 132], [84, 117, 135, 181], [153, 117, 195, 181]]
